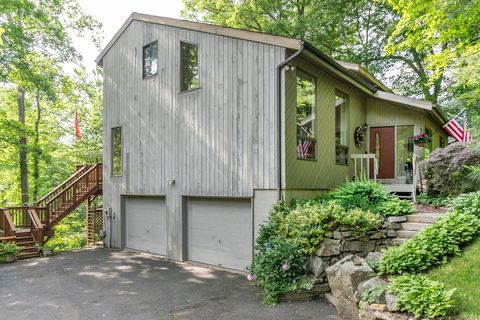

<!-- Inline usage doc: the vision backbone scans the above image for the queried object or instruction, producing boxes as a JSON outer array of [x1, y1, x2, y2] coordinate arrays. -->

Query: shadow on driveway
[[0, 248, 337, 320]]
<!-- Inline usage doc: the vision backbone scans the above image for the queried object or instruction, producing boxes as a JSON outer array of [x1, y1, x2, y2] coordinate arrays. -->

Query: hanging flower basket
[[411, 132, 431, 147]]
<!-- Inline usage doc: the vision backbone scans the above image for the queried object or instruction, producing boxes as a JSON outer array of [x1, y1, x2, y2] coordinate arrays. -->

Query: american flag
[[297, 139, 313, 159], [443, 108, 471, 143]]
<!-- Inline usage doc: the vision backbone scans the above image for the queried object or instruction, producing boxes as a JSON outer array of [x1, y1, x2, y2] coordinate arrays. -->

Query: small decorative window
[[296, 72, 316, 160], [440, 135, 446, 148], [143, 41, 158, 78], [335, 91, 349, 165], [112, 127, 122, 176], [180, 42, 199, 92]]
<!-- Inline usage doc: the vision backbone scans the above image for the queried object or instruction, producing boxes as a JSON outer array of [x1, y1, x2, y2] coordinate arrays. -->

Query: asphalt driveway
[[0, 248, 337, 320]]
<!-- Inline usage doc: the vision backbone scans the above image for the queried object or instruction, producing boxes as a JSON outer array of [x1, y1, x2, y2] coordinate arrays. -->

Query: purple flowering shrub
[[248, 237, 312, 305], [420, 143, 480, 196]]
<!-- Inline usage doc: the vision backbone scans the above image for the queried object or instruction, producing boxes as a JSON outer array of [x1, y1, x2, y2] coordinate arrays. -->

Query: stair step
[[400, 222, 430, 231], [407, 214, 445, 223], [17, 251, 41, 260], [396, 230, 418, 238], [19, 246, 39, 253], [16, 240, 35, 246], [392, 238, 409, 245]]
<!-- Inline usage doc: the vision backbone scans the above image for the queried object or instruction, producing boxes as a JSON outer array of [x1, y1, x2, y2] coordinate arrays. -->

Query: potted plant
[[0, 242, 18, 263], [411, 131, 431, 147], [39, 245, 55, 257]]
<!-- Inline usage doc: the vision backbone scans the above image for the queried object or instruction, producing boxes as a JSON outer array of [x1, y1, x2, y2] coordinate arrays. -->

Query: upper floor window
[[335, 91, 349, 165], [180, 42, 199, 92], [296, 71, 316, 160], [143, 41, 158, 78], [112, 127, 122, 176]]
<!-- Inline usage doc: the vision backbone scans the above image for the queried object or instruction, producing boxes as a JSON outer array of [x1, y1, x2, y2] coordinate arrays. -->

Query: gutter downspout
[[276, 41, 305, 201]]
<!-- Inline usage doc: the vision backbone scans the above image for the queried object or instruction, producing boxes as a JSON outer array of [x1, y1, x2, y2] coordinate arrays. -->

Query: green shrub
[[379, 210, 480, 275], [378, 197, 415, 216], [0, 242, 18, 255], [248, 238, 312, 305], [327, 180, 391, 214], [334, 208, 381, 238], [416, 193, 449, 207], [447, 191, 480, 217], [389, 275, 455, 319]]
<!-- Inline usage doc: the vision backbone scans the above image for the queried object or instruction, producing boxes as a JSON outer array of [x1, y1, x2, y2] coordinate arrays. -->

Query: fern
[[466, 165, 480, 183]]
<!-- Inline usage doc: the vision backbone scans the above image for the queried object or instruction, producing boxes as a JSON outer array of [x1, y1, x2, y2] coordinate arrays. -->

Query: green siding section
[[284, 57, 368, 190]]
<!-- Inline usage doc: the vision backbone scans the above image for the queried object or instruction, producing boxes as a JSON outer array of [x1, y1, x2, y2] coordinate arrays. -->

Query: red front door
[[370, 127, 395, 179]]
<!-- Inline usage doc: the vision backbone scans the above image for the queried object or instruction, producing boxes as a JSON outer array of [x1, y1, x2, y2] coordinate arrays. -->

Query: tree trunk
[[32, 89, 41, 201], [17, 87, 29, 206]]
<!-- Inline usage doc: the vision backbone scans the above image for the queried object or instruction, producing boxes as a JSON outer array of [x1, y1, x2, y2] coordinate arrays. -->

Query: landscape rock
[[326, 255, 374, 320], [386, 229, 397, 238], [341, 240, 376, 252], [386, 293, 399, 312], [316, 238, 341, 256], [310, 256, 328, 277], [370, 232, 387, 240], [370, 304, 388, 312], [366, 252, 384, 265], [312, 283, 331, 294], [356, 277, 388, 304], [386, 216, 407, 223]]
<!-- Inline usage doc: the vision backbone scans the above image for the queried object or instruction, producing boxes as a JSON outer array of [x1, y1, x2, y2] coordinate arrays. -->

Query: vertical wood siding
[[284, 57, 368, 190], [103, 21, 285, 248]]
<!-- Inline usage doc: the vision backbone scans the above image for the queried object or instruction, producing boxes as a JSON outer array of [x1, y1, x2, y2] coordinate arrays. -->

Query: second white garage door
[[126, 196, 166, 255], [187, 198, 252, 271]]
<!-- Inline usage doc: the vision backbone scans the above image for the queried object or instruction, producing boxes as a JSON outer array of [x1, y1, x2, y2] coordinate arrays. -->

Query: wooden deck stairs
[[0, 164, 102, 259]]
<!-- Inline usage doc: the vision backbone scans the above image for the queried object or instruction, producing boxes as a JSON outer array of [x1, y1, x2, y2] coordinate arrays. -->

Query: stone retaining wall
[[281, 216, 406, 301]]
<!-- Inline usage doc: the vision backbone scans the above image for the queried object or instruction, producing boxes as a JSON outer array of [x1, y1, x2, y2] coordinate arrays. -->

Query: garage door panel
[[187, 198, 252, 271], [126, 197, 166, 255]]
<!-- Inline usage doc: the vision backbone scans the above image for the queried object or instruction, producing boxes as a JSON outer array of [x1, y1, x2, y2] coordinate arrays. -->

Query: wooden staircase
[[0, 164, 102, 260]]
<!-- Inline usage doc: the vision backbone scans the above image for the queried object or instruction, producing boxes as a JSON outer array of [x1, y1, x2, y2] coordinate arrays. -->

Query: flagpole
[[428, 108, 466, 139]]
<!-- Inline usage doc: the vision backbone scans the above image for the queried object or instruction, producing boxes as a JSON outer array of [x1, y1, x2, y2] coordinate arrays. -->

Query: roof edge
[[96, 13, 302, 66], [336, 61, 393, 93]]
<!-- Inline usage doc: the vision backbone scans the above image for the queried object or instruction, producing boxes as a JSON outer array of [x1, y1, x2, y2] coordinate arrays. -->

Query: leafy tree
[[0, 0, 101, 204]]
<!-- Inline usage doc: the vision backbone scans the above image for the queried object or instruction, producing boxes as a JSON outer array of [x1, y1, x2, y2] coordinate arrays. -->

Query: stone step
[[392, 238, 408, 245], [406, 214, 445, 223], [395, 230, 418, 239], [400, 222, 430, 231], [17, 251, 41, 260]]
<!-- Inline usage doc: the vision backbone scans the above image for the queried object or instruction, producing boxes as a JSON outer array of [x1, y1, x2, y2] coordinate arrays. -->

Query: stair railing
[[35, 165, 89, 208], [44, 164, 102, 227], [351, 154, 378, 182], [28, 209, 44, 246], [0, 208, 16, 241], [412, 154, 418, 202]]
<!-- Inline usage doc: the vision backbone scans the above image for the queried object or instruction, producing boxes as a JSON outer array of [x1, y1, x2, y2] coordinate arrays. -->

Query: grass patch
[[429, 238, 480, 319]]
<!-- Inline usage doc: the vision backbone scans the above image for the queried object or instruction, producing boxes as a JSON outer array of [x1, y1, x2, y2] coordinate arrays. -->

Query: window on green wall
[[424, 127, 433, 158], [440, 135, 446, 148], [335, 91, 349, 165], [112, 127, 122, 176], [396, 125, 414, 178], [296, 71, 316, 160]]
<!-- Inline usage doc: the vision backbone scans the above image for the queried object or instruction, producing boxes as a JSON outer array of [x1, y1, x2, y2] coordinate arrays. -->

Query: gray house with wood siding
[[96, 13, 449, 271]]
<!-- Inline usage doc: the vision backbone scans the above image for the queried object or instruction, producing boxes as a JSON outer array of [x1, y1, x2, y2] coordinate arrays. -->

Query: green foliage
[[416, 194, 449, 208], [360, 285, 386, 304], [389, 275, 455, 319], [327, 180, 391, 214], [327, 180, 413, 217], [0, 242, 18, 255], [248, 238, 312, 305], [379, 193, 480, 275], [447, 192, 480, 217], [45, 210, 86, 251], [334, 208, 381, 238], [377, 197, 415, 216]]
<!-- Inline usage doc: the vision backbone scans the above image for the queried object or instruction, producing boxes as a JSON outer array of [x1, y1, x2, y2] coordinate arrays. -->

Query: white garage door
[[126, 197, 166, 255], [187, 198, 252, 271]]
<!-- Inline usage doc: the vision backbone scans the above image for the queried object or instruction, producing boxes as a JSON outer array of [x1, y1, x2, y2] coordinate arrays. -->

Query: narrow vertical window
[[180, 42, 199, 92], [335, 91, 349, 165], [112, 127, 122, 176], [143, 41, 158, 78], [296, 72, 316, 160]]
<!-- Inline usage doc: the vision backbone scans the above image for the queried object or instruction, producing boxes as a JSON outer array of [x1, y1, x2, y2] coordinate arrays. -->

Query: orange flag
[[75, 111, 82, 141]]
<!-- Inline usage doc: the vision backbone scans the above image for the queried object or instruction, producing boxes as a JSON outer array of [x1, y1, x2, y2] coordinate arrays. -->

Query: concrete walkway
[[0, 248, 337, 320]]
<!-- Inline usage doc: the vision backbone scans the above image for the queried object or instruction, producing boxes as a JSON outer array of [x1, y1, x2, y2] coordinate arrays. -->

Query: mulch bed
[[415, 203, 448, 214]]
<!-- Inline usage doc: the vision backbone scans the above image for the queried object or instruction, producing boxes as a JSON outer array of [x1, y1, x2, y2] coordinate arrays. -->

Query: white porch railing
[[412, 153, 418, 202], [351, 154, 378, 182]]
